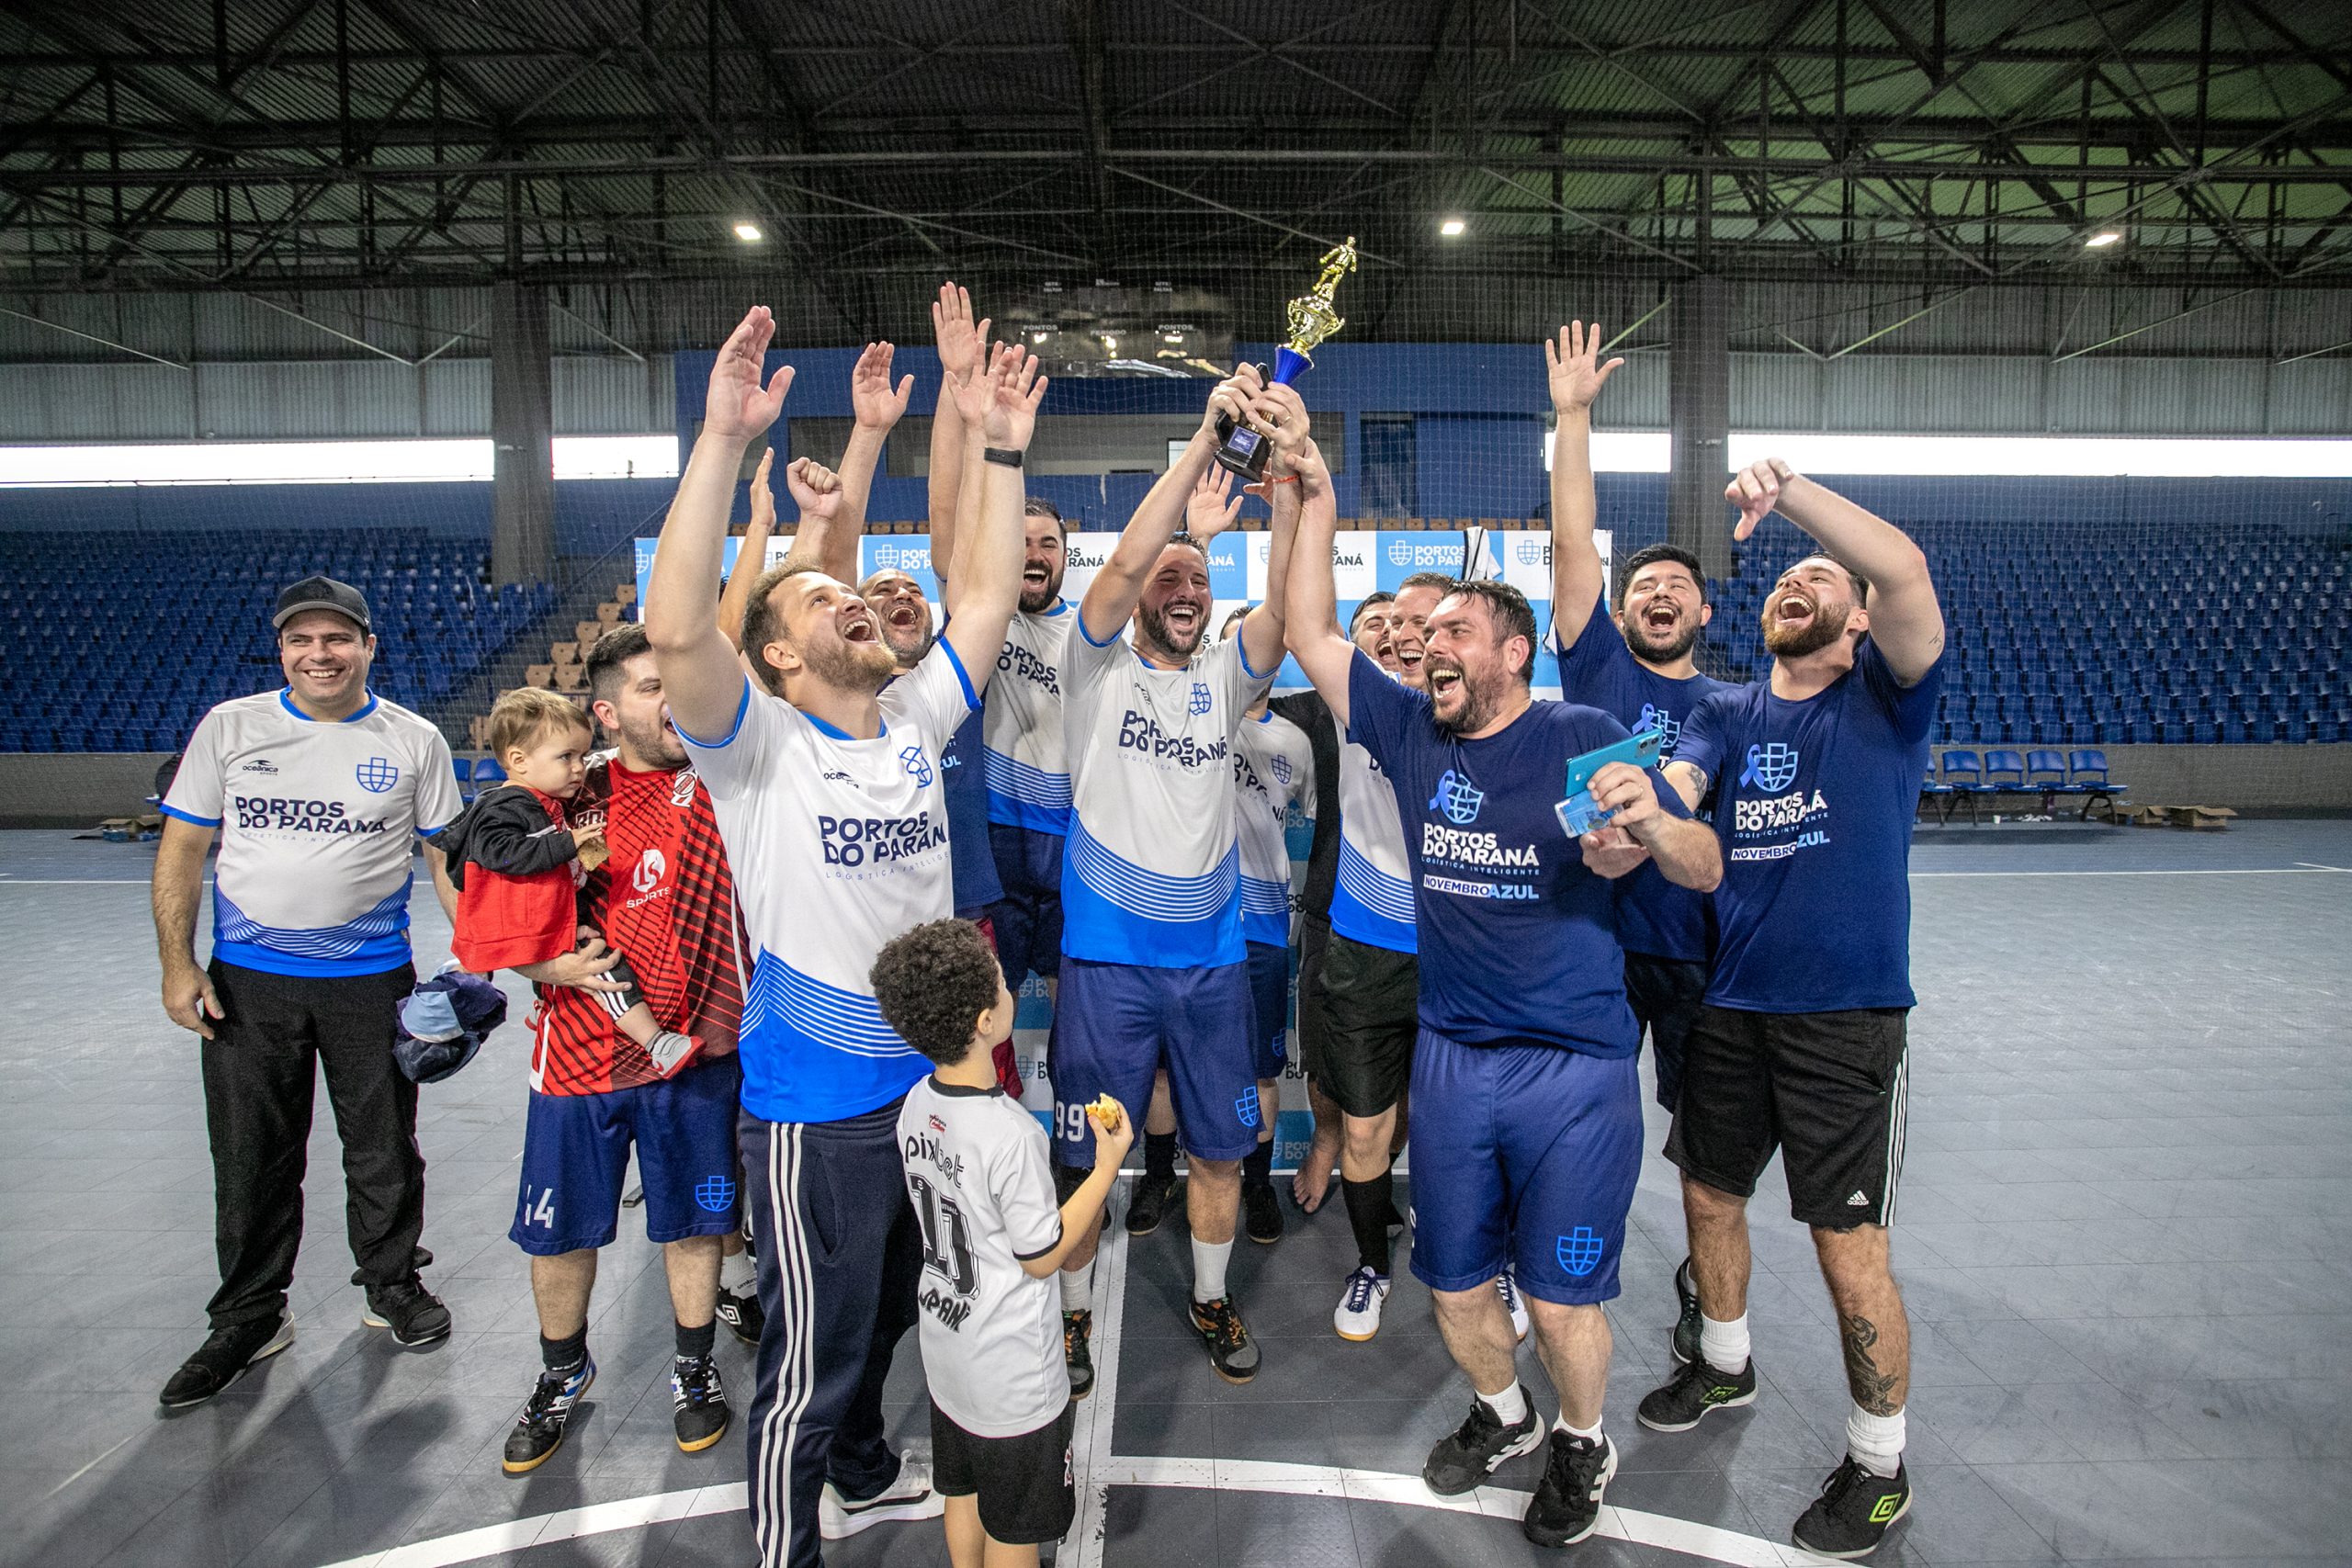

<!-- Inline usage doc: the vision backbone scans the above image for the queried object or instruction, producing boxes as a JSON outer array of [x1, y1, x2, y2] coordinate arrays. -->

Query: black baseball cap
[[273, 575, 372, 632]]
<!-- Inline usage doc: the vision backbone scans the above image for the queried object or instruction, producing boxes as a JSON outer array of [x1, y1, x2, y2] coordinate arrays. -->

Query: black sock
[[1242, 1140, 1273, 1188], [674, 1319, 716, 1359], [1343, 1172, 1396, 1274], [540, 1326, 588, 1373], [1144, 1131, 1178, 1181]]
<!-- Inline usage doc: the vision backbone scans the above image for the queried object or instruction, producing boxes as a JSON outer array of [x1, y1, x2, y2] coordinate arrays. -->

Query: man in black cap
[[152, 574, 465, 1407]]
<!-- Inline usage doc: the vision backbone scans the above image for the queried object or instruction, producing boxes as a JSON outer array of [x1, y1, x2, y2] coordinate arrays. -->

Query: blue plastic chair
[[2066, 750, 2126, 821], [1936, 749, 1985, 824]]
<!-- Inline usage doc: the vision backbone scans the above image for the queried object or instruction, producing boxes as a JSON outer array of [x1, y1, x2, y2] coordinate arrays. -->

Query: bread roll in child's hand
[[1084, 1093, 1134, 1161], [1082, 1093, 1121, 1131]]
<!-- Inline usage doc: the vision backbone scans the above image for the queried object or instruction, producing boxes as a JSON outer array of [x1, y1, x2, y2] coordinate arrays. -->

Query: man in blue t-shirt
[[1638, 457, 1946, 1564], [1285, 454, 1720, 1551], [1542, 321, 1736, 1367]]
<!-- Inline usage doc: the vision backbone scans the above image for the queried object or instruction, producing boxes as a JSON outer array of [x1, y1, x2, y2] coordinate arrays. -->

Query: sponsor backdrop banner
[[634, 528, 1608, 1165]]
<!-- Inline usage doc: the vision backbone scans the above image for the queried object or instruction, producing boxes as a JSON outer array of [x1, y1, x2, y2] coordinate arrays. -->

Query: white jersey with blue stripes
[[1059, 623, 1276, 969], [980, 601, 1074, 834], [162, 688, 460, 978], [1232, 707, 1315, 949], [678, 642, 978, 1124], [1333, 715, 1419, 955]]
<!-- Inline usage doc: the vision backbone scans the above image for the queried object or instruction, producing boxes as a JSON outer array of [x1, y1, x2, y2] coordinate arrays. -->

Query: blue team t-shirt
[[940, 705, 1001, 917], [1347, 650, 1690, 1056], [1553, 593, 1735, 964], [1673, 638, 1944, 1014]]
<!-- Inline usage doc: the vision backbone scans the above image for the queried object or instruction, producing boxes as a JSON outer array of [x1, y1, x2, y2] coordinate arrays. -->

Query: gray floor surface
[[1, 821, 2347, 1568]]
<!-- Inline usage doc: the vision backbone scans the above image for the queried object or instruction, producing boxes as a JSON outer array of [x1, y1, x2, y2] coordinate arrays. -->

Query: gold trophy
[[1214, 236, 1357, 481]]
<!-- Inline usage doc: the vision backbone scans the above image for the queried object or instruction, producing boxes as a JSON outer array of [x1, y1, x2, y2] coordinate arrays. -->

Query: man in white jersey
[[1223, 605, 1316, 1244], [152, 574, 462, 1407], [644, 308, 1041, 1568], [1046, 367, 1303, 1385], [922, 286, 1077, 999]]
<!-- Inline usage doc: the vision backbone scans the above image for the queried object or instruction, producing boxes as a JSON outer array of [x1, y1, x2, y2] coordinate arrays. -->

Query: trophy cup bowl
[[1214, 238, 1357, 481]]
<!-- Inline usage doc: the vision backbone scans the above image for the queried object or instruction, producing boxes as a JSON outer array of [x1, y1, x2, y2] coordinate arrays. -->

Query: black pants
[[201, 960, 424, 1332], [740, 1102, 924, 1568]]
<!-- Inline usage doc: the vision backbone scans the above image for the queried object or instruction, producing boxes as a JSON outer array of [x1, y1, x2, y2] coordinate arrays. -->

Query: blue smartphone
[[1555, 728, 1666, 839]]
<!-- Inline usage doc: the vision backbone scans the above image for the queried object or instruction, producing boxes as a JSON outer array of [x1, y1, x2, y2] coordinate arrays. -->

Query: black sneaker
[[502, 1356, 595, 1474], [1420, 1395, 1543, 1495], [1636, 1354, 1758, 1433], [1064, 1308, 1095, 1399], [1188, 1295, 1260, 1383], [1671, 1256, 1702, 1365], [672, 1354, 730, 1452], [715, 1283, 763, 1347], [1792, 1458, 1911, 1560], [1243, 1179, 1284, 1244], [1521, 1430, 1618, 1550], [362, 1278, 452, 1347], [157, 1314, 294, 1409], [1126, 1171, 1180, 1235]]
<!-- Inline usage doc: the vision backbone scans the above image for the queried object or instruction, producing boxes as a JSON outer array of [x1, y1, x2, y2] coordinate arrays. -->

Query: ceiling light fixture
[[2085, 230, 2122, 248], [1440, 217, 1466, 237], [731, 221, 763, 243]]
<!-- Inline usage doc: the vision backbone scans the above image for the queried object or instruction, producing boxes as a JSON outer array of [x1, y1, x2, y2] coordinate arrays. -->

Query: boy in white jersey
[[646, 309, 1042, 1568], [874, 919, 1130, 1567], [1222, 606, 1316, 1244], [1046, 367, 1304, 1385]]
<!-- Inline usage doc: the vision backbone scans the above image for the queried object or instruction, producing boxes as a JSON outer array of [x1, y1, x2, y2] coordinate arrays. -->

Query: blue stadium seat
[[2066, 750, 2127, 820]]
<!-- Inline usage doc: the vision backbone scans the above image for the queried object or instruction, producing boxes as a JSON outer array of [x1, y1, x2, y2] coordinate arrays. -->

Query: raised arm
[[775, 457, 846, 580], [1727, 459, 1946, 685], [1232, 381, 1312, 678], [926, 283, 989, 611], [1080, 365, 1259, 644], [940, 344, 1048, 684], [716, 447, 777, 650], [1282, 434, 1355, 729], [818, 339, 914, 584], [1546, 320, 1623, 646], [647, 306, 794, 739]]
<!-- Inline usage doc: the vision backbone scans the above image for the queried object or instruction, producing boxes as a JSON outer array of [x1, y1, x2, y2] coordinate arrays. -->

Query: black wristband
[[983, 446, 1023, 468]]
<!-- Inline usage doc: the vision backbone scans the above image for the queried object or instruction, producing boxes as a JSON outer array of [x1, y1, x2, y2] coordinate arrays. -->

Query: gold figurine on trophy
[[1215, 235, 1357, 480]]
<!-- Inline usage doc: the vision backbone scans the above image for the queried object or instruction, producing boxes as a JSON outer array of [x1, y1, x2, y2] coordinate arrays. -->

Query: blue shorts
[[511, 1054, 743, 1256], [986, 823, 1065, 987], [1406, 1031, 1642, 1307], [1051, 958, 1260, 1164], [1245, 942, 1290, 1082]]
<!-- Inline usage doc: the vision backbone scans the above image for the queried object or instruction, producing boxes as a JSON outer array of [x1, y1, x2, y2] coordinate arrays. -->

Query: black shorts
[[931, 1398, 1076, 1546], [1623, 953, 1709, 1114], [1295, 915, 1331, 1078], [1313, 931, 1419, 1120], [1664, 1005, 1910, 1231]]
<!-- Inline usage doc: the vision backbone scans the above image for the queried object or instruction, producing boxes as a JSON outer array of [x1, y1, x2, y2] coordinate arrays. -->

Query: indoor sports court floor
[[3, 821, 2347, 1568]]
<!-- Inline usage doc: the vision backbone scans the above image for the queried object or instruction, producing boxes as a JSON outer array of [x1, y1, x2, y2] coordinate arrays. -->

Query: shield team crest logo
[[1235, 1085, 1261, 1129], [1740, 741, 1800, 792], [1271, 755, 1292, 786], [1515, 536, 1549, 566], [1430, 768, 1485, 824], [899, 745, 934, 786], [1556, 1227, 1603, 1278], [355, 756, 400, 793], [695, 1176, 737, 1213], [1189, 682, 1213, 716], [1387, 538, 1416, 567]]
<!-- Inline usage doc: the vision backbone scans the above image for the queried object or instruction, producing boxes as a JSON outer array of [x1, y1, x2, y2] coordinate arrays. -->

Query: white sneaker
[[820, 1452, 946, 1539], [1498, 1268, 1530, 1343], [1334, 1265, 1391, 1342]]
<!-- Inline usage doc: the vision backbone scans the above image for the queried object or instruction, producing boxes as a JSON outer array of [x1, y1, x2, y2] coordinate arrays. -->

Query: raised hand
[[1248, 381, 1310, 471], [704, 305, 794, 444], [1724, 457, 1795, 541], [851, 341, 916, 432], [1545, 320, 1624, 415], [786, 457, 843, 524], [980, 345, 1048, 451], [1200, 362, 1266, 441], [748, 447, 777, 532], [949, 340, 1018, 429], [931, 282, 990, 381], [1186, 467, 1245, 539]]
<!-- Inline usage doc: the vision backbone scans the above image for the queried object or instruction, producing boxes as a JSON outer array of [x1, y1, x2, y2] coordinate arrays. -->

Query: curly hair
[[870, 919, 1002, 1066], [487, 685, 592, 763]]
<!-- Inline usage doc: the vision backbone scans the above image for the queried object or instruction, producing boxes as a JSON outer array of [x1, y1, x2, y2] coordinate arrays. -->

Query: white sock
[[1479, 1380, 1528, 1426], [1060, 1263, 1091, 1312], [719, 1249, 754, 1293], [1847, 1404, 1905, 1478], [1552, 1413, 1602, 1442], [1699, 1311, 1751, 1373], [1191, 1238, 1232, 1304]]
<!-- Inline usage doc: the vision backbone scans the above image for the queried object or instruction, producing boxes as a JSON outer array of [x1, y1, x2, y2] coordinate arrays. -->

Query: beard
[[1019, 560, 1066, 615], [615, 710, 687, 770], [1620, 607, 1701, 664], [878, 616, 933, 670], [1761, 595, 1853, 658], [801, 634, 899, 693], [1429, 660, 1510, 735], [1136, 597, 1205, 662]]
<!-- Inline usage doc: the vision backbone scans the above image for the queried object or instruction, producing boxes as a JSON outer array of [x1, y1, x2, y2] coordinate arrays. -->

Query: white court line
[[1069, 1186, 1132, 1568]]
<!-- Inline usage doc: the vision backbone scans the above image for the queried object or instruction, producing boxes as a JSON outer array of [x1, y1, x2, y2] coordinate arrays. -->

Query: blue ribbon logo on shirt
[[899, 745, 934, 787], [1637, 702, 1681, 751], [1430, 768, 1485, 824], [1740, 742, 1800, 792], [355, 757, 400, 794], [1556, 1227, 1603, 1278], [1188, 682, 1213, 716]]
